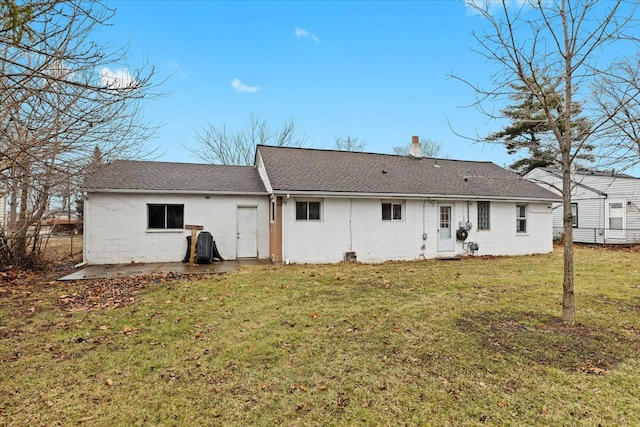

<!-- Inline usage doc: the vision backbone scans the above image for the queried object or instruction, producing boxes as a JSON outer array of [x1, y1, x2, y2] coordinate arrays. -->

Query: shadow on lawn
[[456, 311, 639, 374]]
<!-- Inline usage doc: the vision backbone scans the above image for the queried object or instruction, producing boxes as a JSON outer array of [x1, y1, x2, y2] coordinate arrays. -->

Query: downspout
[[82, 192, 88, 265], [422, 199, 426, 238], [283, 194, 289, 264], [349, 198, 353, 251]]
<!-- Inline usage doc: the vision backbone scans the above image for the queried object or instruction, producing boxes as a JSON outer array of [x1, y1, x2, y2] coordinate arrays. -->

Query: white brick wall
[[84, 192, 269, 264], [281, 197, 554, 263]]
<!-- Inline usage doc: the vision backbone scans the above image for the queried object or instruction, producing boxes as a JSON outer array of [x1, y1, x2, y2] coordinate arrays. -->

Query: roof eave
[[269, 189, 559, 202], [82, 188, 269, 196]]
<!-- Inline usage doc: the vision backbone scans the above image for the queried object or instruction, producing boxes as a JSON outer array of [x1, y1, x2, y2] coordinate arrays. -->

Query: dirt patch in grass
[[456, 311, 639, 374]]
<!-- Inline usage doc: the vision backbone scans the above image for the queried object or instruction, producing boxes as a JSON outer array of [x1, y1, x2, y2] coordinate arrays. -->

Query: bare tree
[[189, 114, 308, 165], [460, 0, 640, 323], [0, 1, 160, 268], [334, 136, 365, 152], [392, 138, 444, 157]]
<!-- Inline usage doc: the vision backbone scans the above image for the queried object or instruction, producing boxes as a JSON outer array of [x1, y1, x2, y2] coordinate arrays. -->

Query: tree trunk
[[561, 0, 576, 324], [562, 164, 575, 324]]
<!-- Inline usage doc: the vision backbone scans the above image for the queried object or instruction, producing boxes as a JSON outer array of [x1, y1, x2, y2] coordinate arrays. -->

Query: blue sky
[[100, 1, 524, 166]]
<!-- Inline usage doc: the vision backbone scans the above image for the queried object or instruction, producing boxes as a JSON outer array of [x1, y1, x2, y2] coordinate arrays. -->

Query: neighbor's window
[[296, 201, 321, 221], [516, 204, 527, 233], [477, 201, 490, 230], [571, 203, 578, 228], [148, 204, 184, 229], [382, 202, 402, 221]]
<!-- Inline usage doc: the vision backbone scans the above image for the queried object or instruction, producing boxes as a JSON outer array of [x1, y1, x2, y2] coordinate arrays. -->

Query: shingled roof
[[83, 160, 267, 194], [257, 145, 560, 201]]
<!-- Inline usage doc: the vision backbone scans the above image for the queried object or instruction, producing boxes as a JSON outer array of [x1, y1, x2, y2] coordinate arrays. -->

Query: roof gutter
[[81, 188, 269, 196], [270, 190, 559, 203]]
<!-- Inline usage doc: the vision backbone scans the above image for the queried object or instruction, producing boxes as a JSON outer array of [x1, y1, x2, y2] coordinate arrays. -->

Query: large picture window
[[477, 201, 490, 230], [382, 202, 402, 221], [516, 204, 527, 233], [148, 204, 184, 229], [296, 201, 321, 221]]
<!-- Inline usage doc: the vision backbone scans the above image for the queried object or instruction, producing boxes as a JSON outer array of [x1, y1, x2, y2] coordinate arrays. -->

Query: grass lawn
[[1, 246, 639, 426]]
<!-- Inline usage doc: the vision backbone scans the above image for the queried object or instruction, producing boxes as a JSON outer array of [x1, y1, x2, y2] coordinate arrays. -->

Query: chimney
[[409, 135, 422, 158]]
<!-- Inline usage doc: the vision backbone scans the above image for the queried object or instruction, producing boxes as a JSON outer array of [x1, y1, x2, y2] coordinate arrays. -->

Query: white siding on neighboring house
[[84, 192, 269, 264], [279, 196, 553, 264], [526, 168, 640, 244]]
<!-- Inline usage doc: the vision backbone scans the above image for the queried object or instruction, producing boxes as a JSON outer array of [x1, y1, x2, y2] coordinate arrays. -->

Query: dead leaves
[[120, 326, 138, 335]]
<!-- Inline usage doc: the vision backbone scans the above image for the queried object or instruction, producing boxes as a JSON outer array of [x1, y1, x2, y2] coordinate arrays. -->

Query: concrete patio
[[59, 259, 272, 281]]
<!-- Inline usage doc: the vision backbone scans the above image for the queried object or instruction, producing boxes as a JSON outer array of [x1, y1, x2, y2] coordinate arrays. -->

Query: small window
[[270, 200, 276, 223], [148, 204, 184, 229], [516, 204, 527, 233], [296, 201, 321, 221], [571, 203, 578, 228], [382, 202, 402, 221], [477, 201, 490, 230]]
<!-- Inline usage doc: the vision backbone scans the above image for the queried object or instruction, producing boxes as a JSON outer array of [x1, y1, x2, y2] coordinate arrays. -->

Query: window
[[571, 203, 578, 228], [382, 202, 402, 221], [148, 204, 184, 229], [477, 201, 490, 230], [296, 201, 321, 221], [516, 204, 527, 233]]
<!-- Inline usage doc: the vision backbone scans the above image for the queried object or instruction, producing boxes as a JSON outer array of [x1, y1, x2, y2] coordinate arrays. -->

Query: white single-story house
[[82, 138, 560, 264], [525, 167, 640, 244]]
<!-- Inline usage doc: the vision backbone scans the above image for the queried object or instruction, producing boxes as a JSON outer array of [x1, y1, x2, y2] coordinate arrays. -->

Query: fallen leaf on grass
[[581, 365, 608, 375], [310, 312, 318, 319], [120, 326, 138, 335]]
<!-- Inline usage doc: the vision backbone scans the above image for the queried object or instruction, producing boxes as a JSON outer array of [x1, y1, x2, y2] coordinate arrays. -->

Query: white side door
[[437, 204, 455, 252], [605, 200, 625, 240], [237, 206, 258, 258]]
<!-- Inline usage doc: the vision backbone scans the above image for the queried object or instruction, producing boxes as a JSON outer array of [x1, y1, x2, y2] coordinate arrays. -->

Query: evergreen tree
[[488, 76, 593, 175]]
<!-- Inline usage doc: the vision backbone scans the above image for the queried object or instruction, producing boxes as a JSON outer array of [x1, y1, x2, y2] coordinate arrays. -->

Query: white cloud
[[169, 61, 187, 79], [295, 27, 319, 43], [100, 67, 136, 89], [465, 0, 530, 16], [230, 78, 259, 93]]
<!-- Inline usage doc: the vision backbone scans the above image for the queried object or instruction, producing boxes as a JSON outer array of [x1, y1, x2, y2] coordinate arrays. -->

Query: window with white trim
[[477, 201, 490, 230], [571, 203, 578, 228], [382, 202, 402, 221], [148, 204, 184, 229], [516, 204, 527, 233], [296, 200, 321, 221]]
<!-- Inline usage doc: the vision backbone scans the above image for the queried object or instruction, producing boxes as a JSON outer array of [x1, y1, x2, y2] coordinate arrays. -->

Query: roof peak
[[256, 144, 494, 165]]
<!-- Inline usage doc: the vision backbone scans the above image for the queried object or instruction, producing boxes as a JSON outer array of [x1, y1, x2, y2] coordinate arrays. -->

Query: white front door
[[437, 204, 455, 252], [605, 200, 625, 240], [237, 206, 258, 258]]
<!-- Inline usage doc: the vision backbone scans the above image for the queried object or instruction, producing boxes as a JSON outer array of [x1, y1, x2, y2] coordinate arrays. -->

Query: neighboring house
[[82, 137, 560, 265], [525, 167, 640, 244]]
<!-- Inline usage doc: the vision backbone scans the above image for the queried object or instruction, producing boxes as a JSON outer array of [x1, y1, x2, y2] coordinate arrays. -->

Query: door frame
[[605, 199, 626, 240], [437, 203, 455, 252], [236, 205, 258, 258]]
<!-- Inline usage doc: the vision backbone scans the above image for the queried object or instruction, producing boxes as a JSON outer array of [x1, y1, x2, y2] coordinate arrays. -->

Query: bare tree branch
[[188, 114, 308, 165], [0, 0, 162, 268]]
